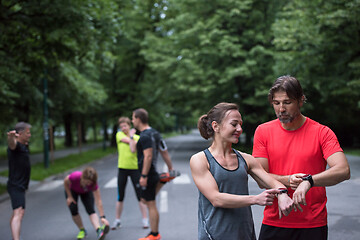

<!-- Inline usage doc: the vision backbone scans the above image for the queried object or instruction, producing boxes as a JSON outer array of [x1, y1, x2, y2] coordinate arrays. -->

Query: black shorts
[[140, 173, 159, 201], [259, 224, 328, 240], [7, 184, 26, 210]]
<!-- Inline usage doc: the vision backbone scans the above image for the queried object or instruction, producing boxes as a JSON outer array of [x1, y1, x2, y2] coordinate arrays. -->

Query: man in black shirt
[[7, 122, 32, 240], [132, 108, 174, 240]]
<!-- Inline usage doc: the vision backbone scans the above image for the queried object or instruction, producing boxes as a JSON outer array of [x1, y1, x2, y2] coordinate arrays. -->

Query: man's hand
[[139, 176, 148, 188], [289, 173, 307, 190], [7, 130, 18, 150]]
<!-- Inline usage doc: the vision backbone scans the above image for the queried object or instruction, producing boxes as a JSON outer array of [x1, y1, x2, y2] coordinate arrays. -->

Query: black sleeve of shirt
[[140, 134, 152, 150]]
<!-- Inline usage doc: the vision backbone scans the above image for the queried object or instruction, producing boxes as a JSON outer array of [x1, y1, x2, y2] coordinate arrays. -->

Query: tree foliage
[[1, 0, 359, 147]]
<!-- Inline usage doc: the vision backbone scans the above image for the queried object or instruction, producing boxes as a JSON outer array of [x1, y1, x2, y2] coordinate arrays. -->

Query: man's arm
[[159, 149, 173, 172], [139, 148, 153, 187], [313, 151, 350, 186], [7, 130, 18, 150], [292, 151, 350, 209], [256, 157, 292, 188]]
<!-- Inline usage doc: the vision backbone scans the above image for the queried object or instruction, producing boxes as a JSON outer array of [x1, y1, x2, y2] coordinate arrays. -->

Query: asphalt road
[[0, 131, 359, 240]]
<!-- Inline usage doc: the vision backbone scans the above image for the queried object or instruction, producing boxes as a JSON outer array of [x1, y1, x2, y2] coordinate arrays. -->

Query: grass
[[29, 147, 116, 181], [0, 184, 6, 195], [344, 148, 360, 156], [0, 147, 116, 195]]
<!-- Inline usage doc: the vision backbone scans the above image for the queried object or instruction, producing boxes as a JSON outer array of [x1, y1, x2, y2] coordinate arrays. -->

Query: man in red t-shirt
[[253, 75, 351, 240]]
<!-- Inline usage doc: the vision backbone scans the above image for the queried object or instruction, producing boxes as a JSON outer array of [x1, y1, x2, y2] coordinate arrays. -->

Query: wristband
[[141, 174, 148, 178], [278, 188, 288, 194], [130, 136, 134, 140], [302, 174, 314, 188], [100, 215, 106, 219]]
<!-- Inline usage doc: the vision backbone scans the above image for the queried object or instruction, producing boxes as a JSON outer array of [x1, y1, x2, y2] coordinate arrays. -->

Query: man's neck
[[138, 124, 150, 132], [281, 114, 306, 131]]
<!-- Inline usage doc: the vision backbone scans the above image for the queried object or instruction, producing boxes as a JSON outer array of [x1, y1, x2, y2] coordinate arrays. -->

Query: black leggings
[[117, 168, 141, 201], [65, 189, 95, 216]]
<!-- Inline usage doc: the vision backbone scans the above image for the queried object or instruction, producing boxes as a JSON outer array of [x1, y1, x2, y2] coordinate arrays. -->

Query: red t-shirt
[[252, 117, 343, 228]]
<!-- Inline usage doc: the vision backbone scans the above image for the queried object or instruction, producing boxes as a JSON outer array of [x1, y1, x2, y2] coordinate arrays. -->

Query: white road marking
[[159, 190, 168, 213], [104, 177, 117, 188], [162, 164, 167, 172], [35, 180, 63, 192], [173, 174, 191, 184]]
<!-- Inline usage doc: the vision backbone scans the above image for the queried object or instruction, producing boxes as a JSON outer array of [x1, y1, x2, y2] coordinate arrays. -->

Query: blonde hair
[[118, 117, 131, 126]]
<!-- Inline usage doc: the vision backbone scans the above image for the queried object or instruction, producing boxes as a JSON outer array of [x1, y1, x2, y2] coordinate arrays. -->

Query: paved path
[[0, 142, 107, 186], [1, 133, 359, 239]]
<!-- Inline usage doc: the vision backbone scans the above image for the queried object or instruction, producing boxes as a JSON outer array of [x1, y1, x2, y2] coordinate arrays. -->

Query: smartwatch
[[302, 174, 314, 188], [141, 174, 148, 178], [278, 188, 288, 195]]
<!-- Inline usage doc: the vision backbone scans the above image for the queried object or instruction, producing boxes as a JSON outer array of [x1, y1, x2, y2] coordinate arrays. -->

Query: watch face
[[302, 174, 310, 180]]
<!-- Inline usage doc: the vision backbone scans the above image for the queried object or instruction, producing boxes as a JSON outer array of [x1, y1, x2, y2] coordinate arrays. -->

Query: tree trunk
[[64, 113, 73, 147]]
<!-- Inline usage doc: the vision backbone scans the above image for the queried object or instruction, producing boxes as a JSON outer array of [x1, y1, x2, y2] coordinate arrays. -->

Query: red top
[[253, 118, 342, 228]]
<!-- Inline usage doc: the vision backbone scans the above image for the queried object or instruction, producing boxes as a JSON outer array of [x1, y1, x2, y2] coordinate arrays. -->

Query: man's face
[[131, 113, 139, 130], [272, 91, 302, 124], [18, 128, 31, 145]]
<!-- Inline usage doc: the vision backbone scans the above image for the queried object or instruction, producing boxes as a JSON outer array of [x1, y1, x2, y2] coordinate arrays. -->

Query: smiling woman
[[190, 102, 293, 240]]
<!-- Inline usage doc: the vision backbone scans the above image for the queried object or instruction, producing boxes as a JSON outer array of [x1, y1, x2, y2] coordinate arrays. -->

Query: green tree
[[272, 0, 360, 145], [141, 0, 286, 141]]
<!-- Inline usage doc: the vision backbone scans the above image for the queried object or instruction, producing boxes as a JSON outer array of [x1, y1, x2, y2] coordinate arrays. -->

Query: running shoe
[[77, 229, 87, 240], [142, 218, 149, 229], [159, 170, 181, 183], [138, 233, 162, 240], [111, 219, 121, 230], [97, 224, 109, 240]]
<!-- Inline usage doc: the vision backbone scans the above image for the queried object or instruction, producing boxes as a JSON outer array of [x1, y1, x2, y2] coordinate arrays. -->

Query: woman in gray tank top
[[190, 103, 293, 240]]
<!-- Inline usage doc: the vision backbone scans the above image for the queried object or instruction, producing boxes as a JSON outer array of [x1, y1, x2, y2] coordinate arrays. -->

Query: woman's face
[[216, 110, 243, 144], [119, 122, 130, 134], [80, 178, 93, 187]]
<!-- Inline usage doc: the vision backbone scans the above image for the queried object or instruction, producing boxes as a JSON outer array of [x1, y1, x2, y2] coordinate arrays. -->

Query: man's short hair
[[133, 108, 148, 124], [14, 122, 31, 133], [268, 75, 307, 103]]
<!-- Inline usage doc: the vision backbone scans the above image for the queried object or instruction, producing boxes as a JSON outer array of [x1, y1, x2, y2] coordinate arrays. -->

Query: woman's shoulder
[[191, 150, 206, 160], [233, 149, 255, 167], [190, 150, 209, 171]]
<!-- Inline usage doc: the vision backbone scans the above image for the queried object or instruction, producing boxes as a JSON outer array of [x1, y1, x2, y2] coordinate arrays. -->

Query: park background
[[1, 0, 359, 162]]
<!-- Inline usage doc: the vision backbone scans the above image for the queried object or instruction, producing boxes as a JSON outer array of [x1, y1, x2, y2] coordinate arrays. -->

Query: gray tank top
[[198, 148, 256, 240]]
